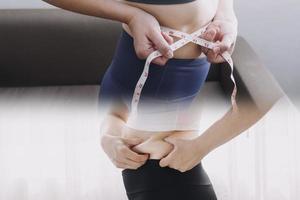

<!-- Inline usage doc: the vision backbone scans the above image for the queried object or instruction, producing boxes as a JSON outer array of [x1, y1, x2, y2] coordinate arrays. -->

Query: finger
[[206, 23, 221, 39], [201, 27, 217, 42], [218, 34, 234, 53], [115, 160, 139, 170], [201, 46, 209, 56], [159, 149, 176, 167], [178, 167, 187, 173], [161, 31, 174, 45], [149, 30, 173, 58], [136, 31, 172, 66], [185, 162, 196, 172], [134, 36, 154, 59], [142, 42, 169, 66], [114, 160, 130, 169], [206, 49, 218, 62], [124, 158, 145, 169], [207, 23, 221, 33], [214, 54, 226, 63], [122, 137, 144, 147], [152, 56, 169, 66], [125, 148, 149, 163], [200, 28, 217, 55], [115, 147, 146, 168], [206, 41, 221, 62], [207, 54, 225, 63], [212, 46, 221, 54]]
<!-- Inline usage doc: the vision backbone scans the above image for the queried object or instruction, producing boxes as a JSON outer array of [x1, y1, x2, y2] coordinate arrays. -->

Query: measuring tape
[[130, 23, 238, 117]]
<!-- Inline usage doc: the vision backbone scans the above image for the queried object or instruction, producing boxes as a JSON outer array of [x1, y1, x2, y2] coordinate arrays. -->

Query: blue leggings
[[98, 29, 211, 112]]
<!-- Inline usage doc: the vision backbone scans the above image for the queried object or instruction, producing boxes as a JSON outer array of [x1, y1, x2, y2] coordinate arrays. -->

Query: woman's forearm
[[42, 0, 144, 24], [100, 113, 127, 137], [214, 0, 237, 24], [100, 102, 129, 137], [195, 100, 267, 156]]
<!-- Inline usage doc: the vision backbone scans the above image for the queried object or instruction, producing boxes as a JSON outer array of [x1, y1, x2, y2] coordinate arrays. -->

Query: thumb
[[122, 137, 143, 147], [159, 149, 175, 167], [149, 30, 173, 58], [218, 34, 234, 53], [202, 27, 217, 42], [159, 157, 169, 168], [161, 31, 174, 45]]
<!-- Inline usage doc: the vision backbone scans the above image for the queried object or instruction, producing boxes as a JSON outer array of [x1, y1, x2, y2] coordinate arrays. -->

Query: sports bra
[[125, 0, 196, 5]]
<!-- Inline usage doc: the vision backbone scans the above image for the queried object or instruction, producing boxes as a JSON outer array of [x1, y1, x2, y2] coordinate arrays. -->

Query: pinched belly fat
[[122, 126, 199, 160]]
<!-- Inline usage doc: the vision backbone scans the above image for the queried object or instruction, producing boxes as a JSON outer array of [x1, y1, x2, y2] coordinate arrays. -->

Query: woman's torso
[[119, 0, 219, 159], [121, 0, 219, 59]]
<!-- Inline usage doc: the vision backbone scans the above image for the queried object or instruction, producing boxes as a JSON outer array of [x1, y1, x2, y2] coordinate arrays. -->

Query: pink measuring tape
[[131, 23, 238, 116]]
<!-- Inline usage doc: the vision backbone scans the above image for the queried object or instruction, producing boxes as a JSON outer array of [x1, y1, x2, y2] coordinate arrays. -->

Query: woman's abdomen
[[121, 0, 219, 59]]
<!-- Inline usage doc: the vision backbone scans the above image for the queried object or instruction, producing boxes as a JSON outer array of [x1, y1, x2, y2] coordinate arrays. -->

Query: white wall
[[234, 0, 300, 107], [1, 0, 299, 108], [0, 0, 54, 9]]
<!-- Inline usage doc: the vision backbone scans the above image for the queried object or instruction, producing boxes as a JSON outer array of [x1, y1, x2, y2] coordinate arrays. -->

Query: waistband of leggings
[[121, 28, 210, 67], [121, 159, 212, 194]]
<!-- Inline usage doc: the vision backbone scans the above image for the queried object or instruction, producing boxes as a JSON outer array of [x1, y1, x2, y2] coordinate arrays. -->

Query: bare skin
[[42, 0, 268, 173], [121, 0, 219, 59]]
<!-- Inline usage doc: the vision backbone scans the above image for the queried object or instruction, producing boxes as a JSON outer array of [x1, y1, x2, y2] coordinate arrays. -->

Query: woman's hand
[[127, 10, 174, 66], [100, 134, 149, 169], [200, 18, 238, 63], [159, 136, 208, 172]]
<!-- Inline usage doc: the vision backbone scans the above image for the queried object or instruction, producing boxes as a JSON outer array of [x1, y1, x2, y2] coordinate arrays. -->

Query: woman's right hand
[[127, 10, 174, 66], [100, 134, 149, 169]]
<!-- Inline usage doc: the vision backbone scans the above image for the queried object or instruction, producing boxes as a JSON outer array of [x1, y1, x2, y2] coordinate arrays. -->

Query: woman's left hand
[[200, 18, 238, 63], [159, 137, 206, 172]]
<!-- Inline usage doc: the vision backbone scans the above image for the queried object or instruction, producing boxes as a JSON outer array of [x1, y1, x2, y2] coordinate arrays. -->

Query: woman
[[43, 0, 267, 199]]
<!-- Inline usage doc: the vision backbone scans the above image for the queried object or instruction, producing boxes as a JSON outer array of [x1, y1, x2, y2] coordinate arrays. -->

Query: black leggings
[[122, 159, 217, 200]]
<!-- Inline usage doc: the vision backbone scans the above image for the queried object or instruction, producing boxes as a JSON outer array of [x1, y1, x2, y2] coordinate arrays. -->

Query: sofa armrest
[[0, 9, 122, 87]]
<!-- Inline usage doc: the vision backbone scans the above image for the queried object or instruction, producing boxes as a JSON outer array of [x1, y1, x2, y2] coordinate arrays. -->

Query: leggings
[[122, 159, 217, 200], [98, 29, 215, 199], [98, 29, 211, 112]]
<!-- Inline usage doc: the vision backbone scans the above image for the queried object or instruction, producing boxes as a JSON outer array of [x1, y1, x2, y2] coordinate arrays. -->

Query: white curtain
[[0, 85, 299, 200]]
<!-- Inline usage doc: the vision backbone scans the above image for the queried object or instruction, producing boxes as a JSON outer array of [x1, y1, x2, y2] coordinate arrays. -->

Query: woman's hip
[[121, 159, 217, 200]]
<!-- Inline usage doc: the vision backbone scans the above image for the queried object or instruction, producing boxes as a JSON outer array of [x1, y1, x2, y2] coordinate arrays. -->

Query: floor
[[1, 83, 299, 200]]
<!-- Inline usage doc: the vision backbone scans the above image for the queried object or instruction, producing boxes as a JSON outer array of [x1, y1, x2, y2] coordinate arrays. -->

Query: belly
[[122, 126, 199, 159], [119, 0, 214, 159], [121, 0, 219, 59]]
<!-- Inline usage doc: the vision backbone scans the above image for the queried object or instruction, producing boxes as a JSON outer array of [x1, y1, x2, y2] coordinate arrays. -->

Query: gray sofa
[[0, 8, 284, 110]]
